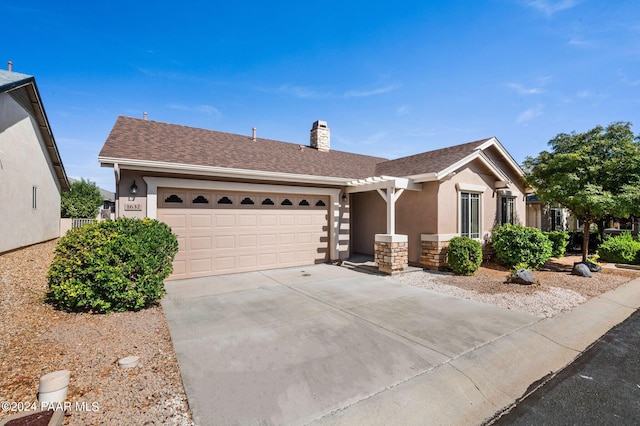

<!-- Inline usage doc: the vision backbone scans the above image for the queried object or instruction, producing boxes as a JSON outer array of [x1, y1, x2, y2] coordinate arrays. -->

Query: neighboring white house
[[0, 67, 69, 253]]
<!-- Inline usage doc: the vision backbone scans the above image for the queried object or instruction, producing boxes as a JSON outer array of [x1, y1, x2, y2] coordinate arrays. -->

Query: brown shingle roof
[[374, 139, 491, 177], [99, 116, 500, 181], [99, 116, 386, 180]]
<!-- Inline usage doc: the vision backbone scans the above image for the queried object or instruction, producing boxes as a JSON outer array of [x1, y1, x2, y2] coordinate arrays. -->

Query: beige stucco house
[[99, 116, 526, 279], [0, 68, 69, 253]]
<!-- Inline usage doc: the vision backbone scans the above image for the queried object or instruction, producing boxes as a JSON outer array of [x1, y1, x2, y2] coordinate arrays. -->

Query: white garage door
[[157, 188, 330, 279]]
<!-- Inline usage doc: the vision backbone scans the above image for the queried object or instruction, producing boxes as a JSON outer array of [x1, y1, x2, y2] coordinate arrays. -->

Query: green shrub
[[544, 231, 569, 258], [47, 218, 179, 313], [447, 236, 483, 276], [491, 224, 553, 269], [597, 232, 640, 265]]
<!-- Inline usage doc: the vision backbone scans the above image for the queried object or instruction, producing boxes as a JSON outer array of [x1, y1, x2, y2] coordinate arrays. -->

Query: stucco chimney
[[143, 112, 148, 120], [310, 120, 330, 152], [252, 127, 256, 141], [7, 61, 13, 72]]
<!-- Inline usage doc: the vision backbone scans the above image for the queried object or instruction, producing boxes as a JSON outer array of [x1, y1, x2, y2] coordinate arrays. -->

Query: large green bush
[[544, 231, 569, 258], [597, 232, 640, 265], [47, 218, 179, 313], [447, 236, 483, 276], [491, 224, 553, 269]]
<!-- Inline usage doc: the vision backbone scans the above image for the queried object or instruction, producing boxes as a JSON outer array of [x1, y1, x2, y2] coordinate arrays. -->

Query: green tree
[[524, 122, 640, 262], [61, 178, 104, 218]]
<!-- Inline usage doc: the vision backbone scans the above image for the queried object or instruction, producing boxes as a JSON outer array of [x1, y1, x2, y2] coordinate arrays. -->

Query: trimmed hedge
[[544, 231, 569, 258], [491, 224, 553, 270], [47, 218, 179, 313], [447, 236, 483, 276], [597, 232, 640, 265]]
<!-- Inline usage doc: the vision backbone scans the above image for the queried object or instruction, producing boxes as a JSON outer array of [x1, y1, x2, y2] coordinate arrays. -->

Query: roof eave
[[98, 157, 353, 186], [10, 79, 70, 192], [477, 137, 525, 177], [406, 149, 512, 184]]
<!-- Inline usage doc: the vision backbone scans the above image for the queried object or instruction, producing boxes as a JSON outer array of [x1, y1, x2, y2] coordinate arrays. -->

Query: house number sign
[[124, 203, 142, 211]]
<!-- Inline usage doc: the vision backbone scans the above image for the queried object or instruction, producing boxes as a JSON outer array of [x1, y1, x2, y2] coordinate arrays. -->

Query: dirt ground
[[0, 240, 193, 425]]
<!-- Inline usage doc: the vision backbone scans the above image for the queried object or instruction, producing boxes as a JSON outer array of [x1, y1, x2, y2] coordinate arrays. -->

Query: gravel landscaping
[[2, 240, 639, 424], [0, 240, 193, 425], [396, 255, 640, 317]]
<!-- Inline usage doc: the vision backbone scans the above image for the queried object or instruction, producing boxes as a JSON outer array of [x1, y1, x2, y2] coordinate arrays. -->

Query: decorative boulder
[[572, 263, 592, 277], [584, 261, 602, 272], [508, 269, 538, 285]]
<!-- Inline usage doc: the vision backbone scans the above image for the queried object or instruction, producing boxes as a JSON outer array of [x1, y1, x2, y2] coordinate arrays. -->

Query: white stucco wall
[[0, 92, 62, 253]]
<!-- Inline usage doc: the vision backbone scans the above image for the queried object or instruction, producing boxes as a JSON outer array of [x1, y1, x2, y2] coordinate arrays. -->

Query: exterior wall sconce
[[130, 180, 138, 195], [341, 193, 347, 202]]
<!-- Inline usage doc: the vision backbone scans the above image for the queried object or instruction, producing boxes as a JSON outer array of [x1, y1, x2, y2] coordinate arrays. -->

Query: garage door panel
[[190, 258, 213, 273], [238, 235, 258, 248], [314, 214, 329, 225], [216, 215, 236, 227], [297, 215, 313, 225], [280, 214, 295, 226], [237, 255, 258, 268], [159, 191, 329, 279], [278, 251, 296, 264], [239, 214, 257, 227], [279, 233, 296, 245], [163, 214, 187, 229], [259, 253, 278, 266], [260, 234, 278, 246], [215, 235, 235, 249], [176, 236, 187, 252], [190, 214, 212, 228], [297, 232, 312, 244], [260, 214, 278, 226], [189, 236, 212, 251]]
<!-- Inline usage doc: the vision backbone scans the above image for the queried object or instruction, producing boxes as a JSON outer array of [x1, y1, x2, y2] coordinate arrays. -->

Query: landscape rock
[[572, 263, 592, 277], [507, 269, 538, 285], [585, 261, 602, 272]]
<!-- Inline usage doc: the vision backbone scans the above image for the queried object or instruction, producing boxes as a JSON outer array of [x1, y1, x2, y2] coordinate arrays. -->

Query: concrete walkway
[[162, 265, 640, 425]]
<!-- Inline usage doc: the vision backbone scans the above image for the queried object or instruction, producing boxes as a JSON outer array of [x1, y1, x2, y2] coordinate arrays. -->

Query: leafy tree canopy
[[523, 122, 640, 260], [61, 178, 104, 218]]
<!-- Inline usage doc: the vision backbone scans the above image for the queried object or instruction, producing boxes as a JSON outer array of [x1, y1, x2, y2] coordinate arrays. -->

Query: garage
[[157, 188, 330, 279]]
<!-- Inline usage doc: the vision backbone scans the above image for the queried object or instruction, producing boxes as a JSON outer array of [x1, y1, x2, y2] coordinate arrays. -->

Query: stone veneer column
[[420, 234, 453, 270], [374, 234, 408, 275]]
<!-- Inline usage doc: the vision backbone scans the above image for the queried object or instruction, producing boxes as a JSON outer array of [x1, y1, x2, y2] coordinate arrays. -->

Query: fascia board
[[98, 157, 352, 186], [477, 152, 511, 182], [478, 137, 524, 177], [406, 149, 513, 184], [25, 81, 70, 192], [345, 176, 421, 193], [405, 172, 438, 183]]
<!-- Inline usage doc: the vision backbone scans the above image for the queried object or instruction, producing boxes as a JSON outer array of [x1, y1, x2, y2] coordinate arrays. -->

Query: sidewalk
[[312, 277, 640, 425]]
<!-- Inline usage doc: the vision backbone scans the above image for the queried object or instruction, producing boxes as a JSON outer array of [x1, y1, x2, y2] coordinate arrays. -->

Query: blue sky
[[3, 0, 639, 191]]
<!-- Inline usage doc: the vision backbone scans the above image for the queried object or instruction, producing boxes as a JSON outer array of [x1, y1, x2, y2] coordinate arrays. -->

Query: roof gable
[[375, 137, 524, 183], [374, 139, 490, 177]]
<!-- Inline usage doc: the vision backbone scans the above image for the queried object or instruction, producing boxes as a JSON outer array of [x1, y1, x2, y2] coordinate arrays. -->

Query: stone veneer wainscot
[[374, 234, 408, 275]]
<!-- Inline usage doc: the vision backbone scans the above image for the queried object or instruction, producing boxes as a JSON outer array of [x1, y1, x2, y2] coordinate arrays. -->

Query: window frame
[[500, 195, 516, 225], [459, 191, 481, 239]]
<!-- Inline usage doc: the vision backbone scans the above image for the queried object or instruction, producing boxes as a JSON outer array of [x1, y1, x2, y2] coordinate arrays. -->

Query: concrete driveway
[[162, 264, 547, 425]]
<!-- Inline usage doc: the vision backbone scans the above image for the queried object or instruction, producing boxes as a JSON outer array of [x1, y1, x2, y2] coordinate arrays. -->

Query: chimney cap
[[312, 120, 328, 130]]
